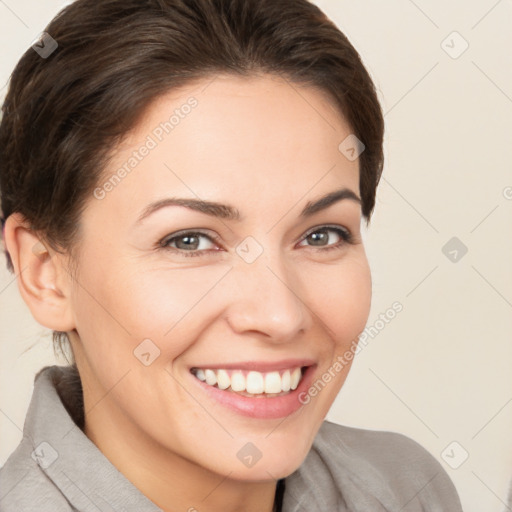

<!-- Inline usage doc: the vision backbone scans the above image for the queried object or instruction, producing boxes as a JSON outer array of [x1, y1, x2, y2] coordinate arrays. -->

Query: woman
[[0, 0, 463, 510]]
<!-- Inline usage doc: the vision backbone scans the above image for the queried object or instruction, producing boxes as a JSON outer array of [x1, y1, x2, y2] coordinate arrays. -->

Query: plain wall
[[1, 1, 511, 511]]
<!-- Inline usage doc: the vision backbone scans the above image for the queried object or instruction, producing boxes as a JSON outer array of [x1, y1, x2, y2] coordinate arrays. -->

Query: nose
[[224, 253, 312, 343]]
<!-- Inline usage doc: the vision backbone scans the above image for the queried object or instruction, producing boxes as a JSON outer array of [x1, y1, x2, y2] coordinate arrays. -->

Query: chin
[[230, 435, 314, 481], [226, 455, 308, 482]]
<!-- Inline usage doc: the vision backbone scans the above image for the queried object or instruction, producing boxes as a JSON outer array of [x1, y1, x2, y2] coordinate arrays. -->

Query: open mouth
[[190, 366, 308, 398]]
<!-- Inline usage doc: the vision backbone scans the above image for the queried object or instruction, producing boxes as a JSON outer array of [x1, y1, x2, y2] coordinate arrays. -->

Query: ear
[[3, 213, 76, 332]]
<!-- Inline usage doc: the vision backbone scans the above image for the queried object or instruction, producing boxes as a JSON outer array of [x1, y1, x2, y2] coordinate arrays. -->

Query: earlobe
[[3, 213, 76, 332]]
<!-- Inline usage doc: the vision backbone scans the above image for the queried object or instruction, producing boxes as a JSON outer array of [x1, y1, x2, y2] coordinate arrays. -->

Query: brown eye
[[160, 231, 220, 257], [298, 226, 353, 251]]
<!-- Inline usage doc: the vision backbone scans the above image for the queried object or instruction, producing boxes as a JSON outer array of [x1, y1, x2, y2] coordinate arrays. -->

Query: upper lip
[[190, 359, 316, 372]]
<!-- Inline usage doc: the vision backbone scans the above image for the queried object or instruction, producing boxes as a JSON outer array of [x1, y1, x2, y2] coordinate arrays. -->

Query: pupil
[[178, 235, 198, 250], [310, 231, 327, 246]]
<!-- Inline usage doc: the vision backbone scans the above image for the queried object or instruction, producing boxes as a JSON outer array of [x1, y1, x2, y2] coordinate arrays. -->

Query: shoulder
[[317, 419, 442, 471], [295, 420, 463, 511], [0, 425, 74, 511]]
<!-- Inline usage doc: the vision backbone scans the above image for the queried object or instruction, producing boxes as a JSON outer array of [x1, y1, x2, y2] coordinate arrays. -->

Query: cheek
[[113, 263, 233, 334], [73, 246, 370, 341], [311, 252, 372, 346], [71, 256, 232, 360], [302, 253, 371, 410], [71, 244, 370, 377]]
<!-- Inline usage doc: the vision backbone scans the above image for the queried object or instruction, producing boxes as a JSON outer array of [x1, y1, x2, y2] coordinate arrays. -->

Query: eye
[[158, 225, 355, 258], [297, 225, 354, 252], [159, 230, 220, 257]]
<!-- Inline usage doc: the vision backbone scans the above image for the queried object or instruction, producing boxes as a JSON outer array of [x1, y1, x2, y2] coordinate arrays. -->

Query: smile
[[190, 366, 306, 397]]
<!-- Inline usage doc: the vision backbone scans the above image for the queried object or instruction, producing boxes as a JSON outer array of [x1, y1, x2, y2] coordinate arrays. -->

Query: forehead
[[93, 73, 360, 221]]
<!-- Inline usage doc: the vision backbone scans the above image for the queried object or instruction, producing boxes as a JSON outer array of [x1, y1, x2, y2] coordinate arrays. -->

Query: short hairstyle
[[0, 0, 384, 355]]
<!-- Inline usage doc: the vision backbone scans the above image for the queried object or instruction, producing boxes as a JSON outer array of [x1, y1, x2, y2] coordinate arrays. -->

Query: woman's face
[[67, 73, 372, 480]]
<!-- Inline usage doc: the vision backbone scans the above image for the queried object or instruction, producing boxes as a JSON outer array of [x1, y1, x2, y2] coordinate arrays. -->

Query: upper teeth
[[192, 367, 303, 394]]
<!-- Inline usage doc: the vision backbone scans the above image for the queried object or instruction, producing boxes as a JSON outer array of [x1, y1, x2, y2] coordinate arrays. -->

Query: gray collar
[[27, 365, 161, 512]]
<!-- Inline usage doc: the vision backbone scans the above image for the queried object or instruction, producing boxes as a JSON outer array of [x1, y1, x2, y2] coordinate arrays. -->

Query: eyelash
[[158, 225, 355, 258]]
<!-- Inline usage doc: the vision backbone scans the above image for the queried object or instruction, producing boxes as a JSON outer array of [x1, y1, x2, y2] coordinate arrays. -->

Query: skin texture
[[5, 73, 372, 512]]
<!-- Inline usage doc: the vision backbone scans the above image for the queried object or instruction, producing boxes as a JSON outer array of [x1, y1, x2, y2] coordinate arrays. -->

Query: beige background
[[1, 1, 511, 511]]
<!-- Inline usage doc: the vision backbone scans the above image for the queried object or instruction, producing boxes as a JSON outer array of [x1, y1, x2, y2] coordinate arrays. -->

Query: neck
[[83, 398, 279, 512]]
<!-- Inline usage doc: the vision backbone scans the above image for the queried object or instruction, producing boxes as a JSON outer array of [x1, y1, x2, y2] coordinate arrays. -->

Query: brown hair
[[0, 0, 384, 357]]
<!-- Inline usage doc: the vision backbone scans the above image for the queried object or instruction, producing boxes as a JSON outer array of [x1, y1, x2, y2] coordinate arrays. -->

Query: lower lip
[[188, 365, 317, 419]]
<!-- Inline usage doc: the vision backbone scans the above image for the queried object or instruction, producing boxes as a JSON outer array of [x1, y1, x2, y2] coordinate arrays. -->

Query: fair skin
[[5, 73, 372, 512]]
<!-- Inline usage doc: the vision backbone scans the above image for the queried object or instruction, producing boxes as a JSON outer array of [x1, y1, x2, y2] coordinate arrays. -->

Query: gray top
[[0, 365, 463, 512]]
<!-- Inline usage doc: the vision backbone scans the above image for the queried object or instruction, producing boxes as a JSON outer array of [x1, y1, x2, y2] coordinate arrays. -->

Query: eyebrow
[[135, 187, 361, 225]]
